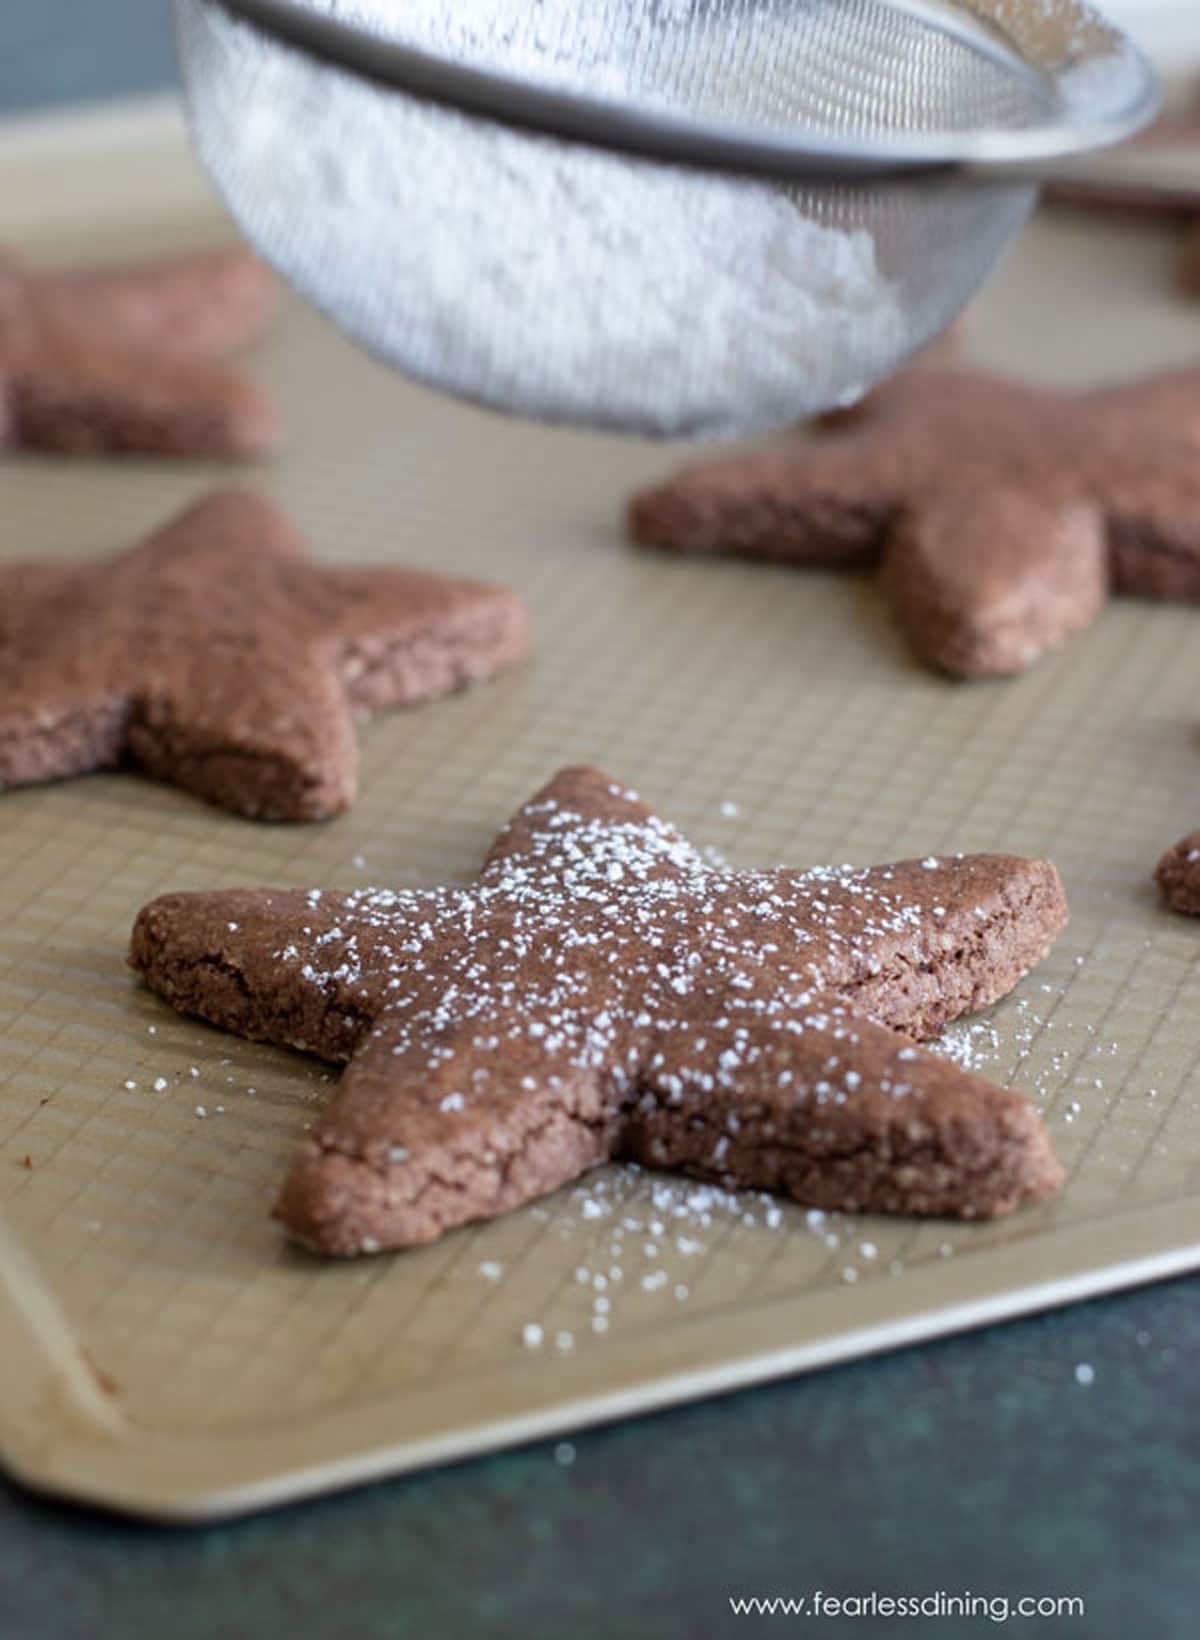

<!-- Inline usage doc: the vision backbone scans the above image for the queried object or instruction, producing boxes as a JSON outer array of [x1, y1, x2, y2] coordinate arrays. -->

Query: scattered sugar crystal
[[194, 1105, 207, 1118], [555, 1331, 574, 1352], [522, 1323, 544, 1348], [124, 1080, 137, 1091], [1074, 1362, 1095, 1386], [591, 1315, 609, 1333], [153, 1077, 169, 1092], [674, 1283, 689, 1301], [479, 1260, 504, 1281], [554, 1441, 576, 1466], [719, 801, 739, 818]]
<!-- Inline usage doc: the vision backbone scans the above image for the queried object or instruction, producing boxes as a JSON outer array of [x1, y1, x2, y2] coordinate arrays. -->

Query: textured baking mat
[[1, 100, 1199, 1522]]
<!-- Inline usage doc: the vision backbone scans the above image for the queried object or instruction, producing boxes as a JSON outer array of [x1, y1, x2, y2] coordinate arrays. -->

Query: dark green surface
[[2, 13, 1198, 1639], [2, 1278, 1198, 1638]]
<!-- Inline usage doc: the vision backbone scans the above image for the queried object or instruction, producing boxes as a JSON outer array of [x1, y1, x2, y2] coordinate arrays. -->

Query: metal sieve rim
[[209, 0, 1160, 180]]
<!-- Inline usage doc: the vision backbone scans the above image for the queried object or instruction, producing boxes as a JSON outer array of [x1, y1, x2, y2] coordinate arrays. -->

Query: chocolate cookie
[[0, 488, 530, 819], [30, 245, 276, 362], [630, 363, 1200, 678], [0, 246, 277, 457], [1155, 832, 1200, 914], [130, 766, 1067, 1256]]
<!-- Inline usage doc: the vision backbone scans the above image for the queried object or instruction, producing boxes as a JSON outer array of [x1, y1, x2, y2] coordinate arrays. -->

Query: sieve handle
[[1024, 141, 1200, 211]]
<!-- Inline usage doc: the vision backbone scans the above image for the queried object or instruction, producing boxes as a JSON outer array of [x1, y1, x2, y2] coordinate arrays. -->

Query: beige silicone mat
[[2, 98, 1200, 1523]]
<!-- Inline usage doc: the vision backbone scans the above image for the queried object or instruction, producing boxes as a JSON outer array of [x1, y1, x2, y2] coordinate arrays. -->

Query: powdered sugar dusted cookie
[[130, 766, 1067, 1255], [630, 363, 1200, 678], [0, 488, 530, 819], [0, 246, 277, 457]]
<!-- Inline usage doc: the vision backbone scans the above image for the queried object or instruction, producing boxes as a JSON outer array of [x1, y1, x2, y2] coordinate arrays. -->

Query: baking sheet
[[1, 98, 1199, 1521]]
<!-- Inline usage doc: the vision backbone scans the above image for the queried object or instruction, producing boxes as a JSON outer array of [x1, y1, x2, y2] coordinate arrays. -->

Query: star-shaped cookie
[[1, 245, 277, 458], [130, 766, 1067, 1256], [630, 363, 1200, 677], [0, 488, 529, 819]]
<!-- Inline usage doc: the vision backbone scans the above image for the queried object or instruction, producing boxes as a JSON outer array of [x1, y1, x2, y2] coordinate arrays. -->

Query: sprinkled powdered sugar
[[931, 1020, 1001, 1075], [267, 790, 1003, 1112], [135, 770, 1065, 1267]]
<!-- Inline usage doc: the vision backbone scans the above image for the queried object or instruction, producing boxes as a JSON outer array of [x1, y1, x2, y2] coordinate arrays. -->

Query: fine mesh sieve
[[175, 1, 1156, 437]]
